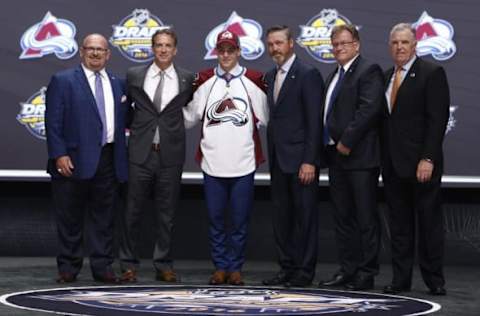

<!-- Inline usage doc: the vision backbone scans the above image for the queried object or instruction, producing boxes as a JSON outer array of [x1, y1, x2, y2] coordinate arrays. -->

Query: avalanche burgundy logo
[[204, 11, 264, 60], [19, 11, 78, 60], [413, 11, 456, 61], [207, 93, 249, 127]]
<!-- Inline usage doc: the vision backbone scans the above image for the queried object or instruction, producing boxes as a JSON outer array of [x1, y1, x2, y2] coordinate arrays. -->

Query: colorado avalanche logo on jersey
[[19, 11, 78, 60], [413, 11, 456, 61], [204, 11, 264, 60], [110, 9, 167, 62], [297, 9, 357, 63], [17, 87, 46, 140], [207, 92, 248, 127]]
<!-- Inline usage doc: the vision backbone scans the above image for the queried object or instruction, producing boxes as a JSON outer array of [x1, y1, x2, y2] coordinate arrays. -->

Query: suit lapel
[[266, 69, 276, 108], [75, 65, 101, 119], [108, 72, 122, 128], [275, 58, 299, 106], [131, 64, 157, 113]]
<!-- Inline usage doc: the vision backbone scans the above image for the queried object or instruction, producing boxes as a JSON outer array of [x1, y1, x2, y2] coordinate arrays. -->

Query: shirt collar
[[216, 63, 243, 77], [148, 62, 175, 79], [397, 55, 417, 73], [81, 64, 107, 79], [278, 54, 296, 74], [338, 54, 359, 73]]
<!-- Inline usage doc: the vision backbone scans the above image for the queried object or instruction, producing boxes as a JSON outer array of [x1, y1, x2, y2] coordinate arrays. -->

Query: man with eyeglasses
[[319, 24, 384, 291], [45, 33, 128, 284], [119, 28, 194, 284], [183, 30, 268, 286]]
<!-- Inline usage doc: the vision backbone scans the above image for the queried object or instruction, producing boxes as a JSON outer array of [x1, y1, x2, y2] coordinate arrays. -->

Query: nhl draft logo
[[0, 286, 441, 315], [297, 9, 356, 63], [19, 11, 78, 60], [413, 11, 456, 61], [446, 105, 458, 134], [110, 9, 167, 62], [17, 87, 46, 140], [204, 11, 264, 60]]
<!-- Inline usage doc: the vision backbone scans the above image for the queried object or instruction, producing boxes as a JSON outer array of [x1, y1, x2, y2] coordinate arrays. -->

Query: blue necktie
[[94, 72, 107, 146], [323, 67, 345, 145]]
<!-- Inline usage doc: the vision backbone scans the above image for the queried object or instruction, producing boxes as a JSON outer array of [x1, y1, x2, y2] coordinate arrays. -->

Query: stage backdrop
[[1, 0, 477, 186]]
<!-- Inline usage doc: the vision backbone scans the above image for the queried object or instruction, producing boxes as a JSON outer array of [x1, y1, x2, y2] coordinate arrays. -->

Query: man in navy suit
[[382, 23, 449, 296], [45, 33, 128, 283], [319, 25, 384, 291], [262, 25, 324, 287]]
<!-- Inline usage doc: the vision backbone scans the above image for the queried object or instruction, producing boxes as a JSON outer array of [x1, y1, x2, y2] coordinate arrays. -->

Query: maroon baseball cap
[[216, 30, 240, 48]]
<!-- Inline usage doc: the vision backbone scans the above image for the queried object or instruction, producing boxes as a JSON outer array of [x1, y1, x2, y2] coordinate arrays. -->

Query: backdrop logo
[[1, 286, 441, 315], [446, 105, 458, 134], [19, 11, 77, 60], [204, 11, 264, 60], [297, 9, 356, 63], [413, 11, 456, 61], [17, 87, 46, 140], [110, 9, 167, 63]]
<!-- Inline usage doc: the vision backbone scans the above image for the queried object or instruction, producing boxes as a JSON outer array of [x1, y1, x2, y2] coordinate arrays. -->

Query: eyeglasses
[[331, 41, 357, 49], [82, 46, 109, 54]]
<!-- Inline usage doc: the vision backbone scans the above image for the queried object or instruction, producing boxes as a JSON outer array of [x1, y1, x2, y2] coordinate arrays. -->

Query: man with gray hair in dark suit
[[119, 28, 194, 283]]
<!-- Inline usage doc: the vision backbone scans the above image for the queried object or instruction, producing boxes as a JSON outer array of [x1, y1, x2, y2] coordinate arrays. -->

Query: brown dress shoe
[[156, 269, 178, 282], [121, 269, 137, 283], [93, 271, 120, 284], [56, 272, 76, 284], [209, 270, 227, 285], [228, 271, 244, 286]]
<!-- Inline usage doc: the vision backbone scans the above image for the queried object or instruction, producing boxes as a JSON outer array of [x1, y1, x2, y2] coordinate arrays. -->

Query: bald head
[[80, 33, 111, 71]]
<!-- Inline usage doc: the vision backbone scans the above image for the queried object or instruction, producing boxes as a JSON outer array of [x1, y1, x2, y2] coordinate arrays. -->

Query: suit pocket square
[[121, 95, 127, 102]]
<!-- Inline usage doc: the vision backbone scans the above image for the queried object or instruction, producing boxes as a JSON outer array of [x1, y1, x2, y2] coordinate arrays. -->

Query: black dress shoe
[[285, 275, 312, 288], [319, 273, 350, 287], [383, 284, 411, 294], [428, 286, 447, 296], [57, 272, 77, 284], [345, 275, 374, 291], [262, 271, 291, 286]]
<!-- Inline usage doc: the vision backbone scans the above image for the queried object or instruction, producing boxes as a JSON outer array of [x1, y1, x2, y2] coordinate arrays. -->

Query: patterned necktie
[[390, 67, 403, 111], [273, 68, 285, 103], [152, 70, 165, 145], [94, 72, 107, 145], [323, 67, 345, 145]]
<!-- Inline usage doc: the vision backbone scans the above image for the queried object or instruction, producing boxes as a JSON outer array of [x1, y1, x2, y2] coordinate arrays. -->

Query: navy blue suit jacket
[[45, 64, 128, 181], [266, 57, 325, 172]]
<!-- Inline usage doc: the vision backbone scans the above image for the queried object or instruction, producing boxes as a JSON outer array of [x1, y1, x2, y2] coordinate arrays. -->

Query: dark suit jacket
[[45, 64, 128, 181], [324, 55, 384, 169], [266, 57, 324, 173], [126, 64, 194, 166], [382, 57, 450, 178]]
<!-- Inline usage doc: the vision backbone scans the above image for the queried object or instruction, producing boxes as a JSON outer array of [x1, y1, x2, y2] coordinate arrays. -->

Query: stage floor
[[0, 258, 478, 315]]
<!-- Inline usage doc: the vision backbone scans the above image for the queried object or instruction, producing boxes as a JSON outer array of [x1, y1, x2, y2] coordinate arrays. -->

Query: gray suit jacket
[[126, 64, 194, 166]]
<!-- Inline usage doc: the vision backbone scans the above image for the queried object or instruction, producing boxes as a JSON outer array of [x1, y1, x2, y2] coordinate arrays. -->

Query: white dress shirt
[[385, 56, 416, 113], [82, 64, 115, 143], [143, 63, 179, 112], [274, 54, 296, 101]]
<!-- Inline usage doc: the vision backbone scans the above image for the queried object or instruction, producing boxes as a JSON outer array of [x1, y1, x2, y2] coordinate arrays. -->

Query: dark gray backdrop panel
[[1, 0, 477, 181]]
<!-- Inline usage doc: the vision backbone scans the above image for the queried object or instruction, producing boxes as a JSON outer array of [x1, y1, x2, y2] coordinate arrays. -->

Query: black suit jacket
[[382, 57, 450, 178], [266, 57, 324, 173], [126, 64, 194, 166], [324, 55, 384, 169]]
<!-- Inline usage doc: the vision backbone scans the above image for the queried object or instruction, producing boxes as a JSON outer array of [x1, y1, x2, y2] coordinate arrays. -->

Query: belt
[[151, 143, 160, 152]]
